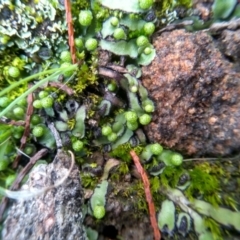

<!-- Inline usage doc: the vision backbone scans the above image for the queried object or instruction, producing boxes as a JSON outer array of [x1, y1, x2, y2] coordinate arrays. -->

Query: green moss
[[110, 143, 143, 163], [204, 217, 223, 240], [80, 172, 99, 189]]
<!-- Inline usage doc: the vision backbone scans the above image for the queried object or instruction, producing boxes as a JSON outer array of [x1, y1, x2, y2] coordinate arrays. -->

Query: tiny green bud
[[33, 99, 42, 109], [31, 114, 42, 125], [102, 125, 112, 136], [126, 121, 139, 131], [24, 145, 36, 155], [60, 62, 74, 77], [8, 66, 20, 78], [85, 38, 98, 51], [130, 85, 138, 93], [144, 47, 152, 55], [60, 51, 72, 63], [38, 91, 49, 99], [113, 28, 126, 40], [150, 143, 163, 155], [41, 97, 53, 108], [75, 38, 84, 49], [144, 104, 154, 112], [171, 153, 183, 166], [110, 17, 119, 26], [143, 22, 155, 35], [13, 107, 25, 118], [107, 132, 117, 142], [107, 83, 117, 92], [72, 140, 84, 152], [0, 97, 11, 108], [139, 0, 153, 10], [32, 126, 44, 137], [79, 10, 93, 26], [93, 205, 105, 219], [125, 111, 138, 124], [139, 113, 152, 125], [136, 35, 149, 47]]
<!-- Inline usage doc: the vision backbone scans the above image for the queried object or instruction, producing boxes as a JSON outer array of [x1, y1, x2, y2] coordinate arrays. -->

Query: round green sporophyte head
[[136, 35, 149, 47], [143, 22, 155, 35], [8, 66, 20, 78], [93, 205, 106, 219], [113, 28, 126, 40], [139, 0, 154, 10], [85, 38, 98, 51], [32, 126, 44, 138], [125, 111, 138, 124], [60, 51, 72, 63], [79, 10, 93, 26], [72, 140, 84, 152], [139, 113, 152, 125]]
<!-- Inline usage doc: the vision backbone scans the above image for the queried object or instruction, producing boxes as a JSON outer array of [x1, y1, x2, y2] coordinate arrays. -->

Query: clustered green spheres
[[41, 96, 53, 108], [143, 47, 152, 55], [170, 153, 183, 166], [75, 38, 84, 49], [38, 90, 49, 99], [79, 10, 93, 26], [125, 111, 138, 124], [102, 125, 112, 136], [107, 132, 117, 142], [13, 107, 25, 118], [60, 62, 75, 77], [150, 143, 163, 155], [0, 97, 11, 108]]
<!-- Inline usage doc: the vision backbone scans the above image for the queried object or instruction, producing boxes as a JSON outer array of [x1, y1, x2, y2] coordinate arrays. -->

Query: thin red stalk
[[12, 91, 34, 168], [130, 150, 161, 240], [64, 0, 77, 64]]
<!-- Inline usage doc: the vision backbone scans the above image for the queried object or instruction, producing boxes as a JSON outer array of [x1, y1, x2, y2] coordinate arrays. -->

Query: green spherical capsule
[[139, 0, 153, 10], [144, 47, 152, 55], [0, 97, 11, 108], [143, 22, 155, 35], [13, 132, 22, 139], [17, 98, 27, 107], [110, 16, 119, 27], [72, 140, 84, 152], [33, 99, 42, 109], [144, 104, 154, 112], [125, 111, 138, 124], [75, 38, 84, 49], [24, 145, 36, 156], [5, 174, 16, 187], [126, 121, 139, 131], [31, 114, 42, 125], [60, 51, 72, 63], [136, 35, 149, 47], [102, 125, 112, 136], [79, 10, 93, 26], [13, 107, 25, 118], [171, 153, 183, 166], [130, 85, 138, 93], [107, 83, 117, 92], [8, 66, 20, 78], [113, 28, 126, 40], [107, 132, 117, 142], [32, 126, 44, 137], [41, 97, 53, 108], [150, 143, 163, 155], [60, 62, 74, 77], [139, 113, 152, 125], [85, 38, 98, 51], [93, 205, 105, 219], [38, 90, 49, 99]]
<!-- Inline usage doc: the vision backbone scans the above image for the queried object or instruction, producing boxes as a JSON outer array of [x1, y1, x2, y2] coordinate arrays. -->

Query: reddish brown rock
[[142, 29, 240, 156]]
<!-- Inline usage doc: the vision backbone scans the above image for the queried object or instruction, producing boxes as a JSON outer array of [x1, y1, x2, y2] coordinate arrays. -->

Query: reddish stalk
[[64, 0, 77, 64], [130, 150, 161, 240]]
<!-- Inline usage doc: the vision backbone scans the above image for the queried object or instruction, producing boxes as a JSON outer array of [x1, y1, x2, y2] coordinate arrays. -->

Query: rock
[[142, 29, 240, 156], [2, 150, 87, 240]]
